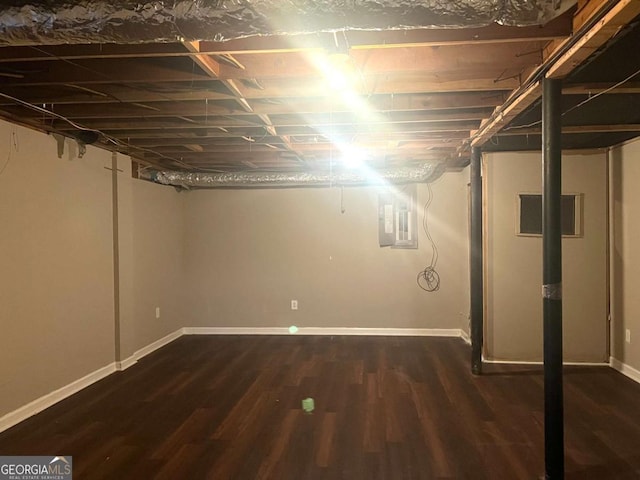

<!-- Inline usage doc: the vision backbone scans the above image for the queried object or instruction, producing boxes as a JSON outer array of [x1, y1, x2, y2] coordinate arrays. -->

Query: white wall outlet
[[155, 307, 161, 319], [291, 300, 298, 310], [626, 329, 631, 344]]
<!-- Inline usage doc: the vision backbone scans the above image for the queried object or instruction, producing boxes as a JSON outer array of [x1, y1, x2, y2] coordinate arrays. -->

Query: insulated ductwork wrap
[[147, 162, 445, 188], [0, 1, 575, 46]]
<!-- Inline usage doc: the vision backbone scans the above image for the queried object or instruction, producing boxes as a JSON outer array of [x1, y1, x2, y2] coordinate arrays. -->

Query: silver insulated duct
[[147, 162, 445, 188], [0, 1, 575, 46]]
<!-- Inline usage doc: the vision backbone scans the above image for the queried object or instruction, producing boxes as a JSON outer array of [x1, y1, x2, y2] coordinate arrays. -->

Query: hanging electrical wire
[[561, 65, 640, 118], [0, 127, 18, 178], [417, 182, 440, 292], [503, 65, 640, 133]]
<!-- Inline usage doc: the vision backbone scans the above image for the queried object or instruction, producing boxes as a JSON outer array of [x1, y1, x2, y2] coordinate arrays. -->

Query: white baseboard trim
[[183, 327, 463, 337], [482, 358, 609, 367], [460, 329, 471, 345], [0, 326, 480, 433], [116, 328, 183, 371], [115, 356, 137, 371], [0, 328, 184, 433], [0, 363, 116, 434], [610, 356, 640, 384], [183, 327, 286, 335]]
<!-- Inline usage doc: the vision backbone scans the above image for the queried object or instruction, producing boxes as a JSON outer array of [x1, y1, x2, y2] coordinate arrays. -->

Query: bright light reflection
[[294, 45, 404, 184], [339, 144, 366, 169], [327, 69, 351, 91], [263, 32, 439, 238]]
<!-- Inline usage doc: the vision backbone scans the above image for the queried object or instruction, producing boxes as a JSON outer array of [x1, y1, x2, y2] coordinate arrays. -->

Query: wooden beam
[[49, 109, 493, 129], [0, 88, 506, 111], [470, 82, 541, 147], [139, 149, 449, 163], [498, 124, 640, 135], [216, 54, 246, 70], [0, 43, 191, 63], [235, 77, 520, 98], [127, 130, 472, 147], [0, 58, 211, 86], [470, 0, 640, 149], [131, 139, 461, 155], [563, 82, 640, 94], [182, 41, 309, 160], [213, 43, 548, 80], [0, 85, 239, 106], [183, 40, 221, 77], [125, 122, 477, 145], [573, 0, 611, 31], [102, 122, 476, 138], [547, 0, 640, 79], [222, 79, 254, 112], [183, 41, 257, 115], [5, 101, 250, 119], [0, 58, 526, 93], [256, 113, 278, 137], [141, 150, 288, 162], [101, 125, 435, 138]]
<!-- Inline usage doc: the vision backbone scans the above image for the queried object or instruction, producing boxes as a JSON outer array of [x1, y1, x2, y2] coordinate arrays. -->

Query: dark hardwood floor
[[1, 335, 640, 479]]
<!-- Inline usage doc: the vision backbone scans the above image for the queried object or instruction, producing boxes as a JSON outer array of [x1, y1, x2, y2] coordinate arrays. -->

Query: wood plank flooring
[[1, 336, 640, 479]]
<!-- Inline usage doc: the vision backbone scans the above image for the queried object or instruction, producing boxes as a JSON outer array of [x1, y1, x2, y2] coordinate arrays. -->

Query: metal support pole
[[542, 77, 564, 479], [470, 146, 484, 375]]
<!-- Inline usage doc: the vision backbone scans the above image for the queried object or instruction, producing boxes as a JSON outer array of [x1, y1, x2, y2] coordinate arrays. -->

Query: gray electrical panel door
[[378, 192, 395, 247]]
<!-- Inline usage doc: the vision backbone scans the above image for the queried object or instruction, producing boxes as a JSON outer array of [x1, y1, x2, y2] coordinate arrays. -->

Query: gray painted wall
[[484, 151, 608, 362]]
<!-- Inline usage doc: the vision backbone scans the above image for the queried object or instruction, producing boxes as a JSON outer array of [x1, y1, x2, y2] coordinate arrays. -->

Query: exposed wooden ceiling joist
[[0, 42, 542, 107], [547, 0, 640, 79], [0, 3, 637, 175], [498, 123, 640, 135], [43, 109, 492, 128], [471, 0, 640, 149]]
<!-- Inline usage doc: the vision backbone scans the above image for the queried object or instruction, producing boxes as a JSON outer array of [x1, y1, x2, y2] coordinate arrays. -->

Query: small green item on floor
[[289, 325, 298, 334], [302, 397, 314, 413]]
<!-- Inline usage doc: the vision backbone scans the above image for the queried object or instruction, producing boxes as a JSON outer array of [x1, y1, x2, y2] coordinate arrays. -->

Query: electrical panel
[[378, 184, 418, 249], [378, 192, 395, 247]]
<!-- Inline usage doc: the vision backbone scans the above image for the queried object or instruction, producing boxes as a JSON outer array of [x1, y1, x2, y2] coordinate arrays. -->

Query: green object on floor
[[302, 397, 314, 413]]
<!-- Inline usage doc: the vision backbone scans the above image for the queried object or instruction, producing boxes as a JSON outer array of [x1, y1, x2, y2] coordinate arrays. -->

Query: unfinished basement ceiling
[[0, 0, 638, 186]]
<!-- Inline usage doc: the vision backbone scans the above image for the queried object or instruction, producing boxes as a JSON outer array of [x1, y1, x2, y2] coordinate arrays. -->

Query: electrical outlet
[[155, 307, 161, 319], [291, 300, 298, 310], [626, 329, 631, 344]]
